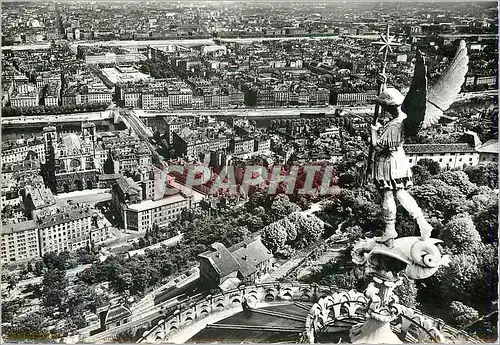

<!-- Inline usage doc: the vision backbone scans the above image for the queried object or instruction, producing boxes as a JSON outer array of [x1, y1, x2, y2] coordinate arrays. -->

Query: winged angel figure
[[371, 40, 469, 245]]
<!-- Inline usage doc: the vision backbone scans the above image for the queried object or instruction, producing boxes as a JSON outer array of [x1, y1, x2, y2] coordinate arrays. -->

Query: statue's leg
[[377, 190, 397, 244], [395, 189, 432, 240]]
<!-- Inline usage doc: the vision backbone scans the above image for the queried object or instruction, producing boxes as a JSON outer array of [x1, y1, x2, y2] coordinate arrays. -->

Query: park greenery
[[3, 248, 108, 340], [77, 193, 320, 296], [261, 211, 325, 257]]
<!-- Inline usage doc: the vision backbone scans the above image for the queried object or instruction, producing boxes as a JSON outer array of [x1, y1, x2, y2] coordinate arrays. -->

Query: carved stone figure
[[351, 237, 450, 281], [305, 40, 472, 345], [371, 41, 469, 246]]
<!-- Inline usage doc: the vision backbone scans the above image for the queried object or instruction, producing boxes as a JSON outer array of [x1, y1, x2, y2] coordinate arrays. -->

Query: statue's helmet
[[376, 88, 404, 107]]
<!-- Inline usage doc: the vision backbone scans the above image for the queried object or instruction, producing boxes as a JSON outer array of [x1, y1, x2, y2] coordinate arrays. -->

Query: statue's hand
[[371, 122, 383, 131], [377, 73, 387, 85]]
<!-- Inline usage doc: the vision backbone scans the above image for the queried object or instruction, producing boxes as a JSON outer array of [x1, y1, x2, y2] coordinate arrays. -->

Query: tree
[[469, 187, 499, 243], [308, 248, 366, 291], [440, 213, 482, 254], [338, 188, 384, 233], [450, 301, 480, 328], [261, 221, 287, 252], [2, 311, 49, 340], [410, 179, 469, 222], [6, 274, 18, 292], [280, 217, 297, 243], [436, 170, 477, 197], [411, 164, 431, 185], [417, 158, 441, 175], [41, 269, 68, 309], [343, 225, 363, 241], [394, 278, 419, 309], [103, 149, 115, 174], [269, 194, 301, 222], [245, 213, 264, 232], [43, 251, 68, 270], [288, 212, 324, 249], [464, 163, 498, 189], [34, 260, 45, 276], [64, 283, 108, 330], [75, 247, 97, 265], [436, 252, 488, 306], [2, 300, 23, 323], [114, 329, 134, 342]]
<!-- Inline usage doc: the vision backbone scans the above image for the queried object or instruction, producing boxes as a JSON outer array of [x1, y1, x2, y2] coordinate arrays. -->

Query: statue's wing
[[423, 40, 469, 129], [402, 50, 427, 137]]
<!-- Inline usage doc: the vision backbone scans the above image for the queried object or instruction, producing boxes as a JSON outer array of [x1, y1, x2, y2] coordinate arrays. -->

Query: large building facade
[[2, 204, 110, 263], [1, 220, 40, 263], [111, 169, 194, 232], [404, 143, 480, 170], [2, 138, 46, 165]]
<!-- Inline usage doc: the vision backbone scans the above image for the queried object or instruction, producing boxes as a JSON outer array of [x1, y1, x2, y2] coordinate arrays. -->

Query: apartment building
[[1, 220, 40, 263], [123, 191, 192, 232], [36, 205, 110, 256], [2, 138, 46, 165], [2, 205, 110, 263], [112, 172, 193, 232]]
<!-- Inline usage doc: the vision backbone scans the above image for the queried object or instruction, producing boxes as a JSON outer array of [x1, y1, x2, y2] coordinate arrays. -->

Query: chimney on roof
[[242, 255, 247, 261]]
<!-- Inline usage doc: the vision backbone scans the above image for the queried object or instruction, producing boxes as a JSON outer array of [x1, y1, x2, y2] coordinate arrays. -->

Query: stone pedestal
[[350, 319, 401, 344], [348, 271, 403, 344]]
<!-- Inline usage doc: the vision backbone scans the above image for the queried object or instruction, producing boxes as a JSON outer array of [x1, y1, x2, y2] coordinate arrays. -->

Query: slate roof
[[61, 133, 82, 154], [36, 206, 93, 228], [199, 238, 273, 280], [228, 237, 273, 278], [403, 143, 476, 154], [115, 176, 141, 196], [104, 304, 132, 325], [25, 185, 56, 209], [199, 242, 241, 278]]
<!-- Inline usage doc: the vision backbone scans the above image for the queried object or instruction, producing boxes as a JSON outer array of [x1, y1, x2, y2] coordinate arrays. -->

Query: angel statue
[[371, 40, 469, 246]]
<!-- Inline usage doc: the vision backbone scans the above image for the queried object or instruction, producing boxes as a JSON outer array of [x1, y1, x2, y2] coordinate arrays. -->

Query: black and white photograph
[[0, 0, 498, 344]]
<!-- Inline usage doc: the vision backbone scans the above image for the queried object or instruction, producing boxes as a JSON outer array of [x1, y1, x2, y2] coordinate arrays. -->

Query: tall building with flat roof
[[36, 206, 93, 255], [1, 220, 40, 263], [111, 170, 194, 232], [123, 191, 192, 232], [35, 204, 110, 256]]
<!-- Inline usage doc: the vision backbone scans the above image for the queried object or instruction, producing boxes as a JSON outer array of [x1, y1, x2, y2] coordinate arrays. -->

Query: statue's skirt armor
[[374, 146, 413, 190], [373, 120, 413, 190]]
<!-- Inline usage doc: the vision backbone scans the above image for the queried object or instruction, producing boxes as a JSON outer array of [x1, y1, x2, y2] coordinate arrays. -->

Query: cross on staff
[[364, 23, 402, 183], [371, 23, 401, 122]]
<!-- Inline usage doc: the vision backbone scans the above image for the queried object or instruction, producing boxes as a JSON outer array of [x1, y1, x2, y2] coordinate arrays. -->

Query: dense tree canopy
[[450, 301, 480, 328], [464, 163, 498, 189], [41, 269, 68, 309], [440, 213, 483, 254]]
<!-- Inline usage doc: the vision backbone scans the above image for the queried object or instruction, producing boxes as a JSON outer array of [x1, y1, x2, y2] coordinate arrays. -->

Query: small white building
[[476, 139, 498, 164], [404, 143, 479, 170]]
